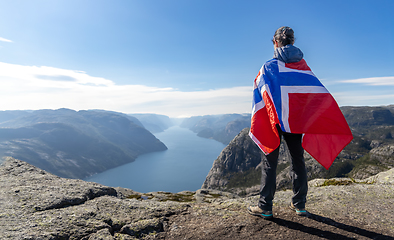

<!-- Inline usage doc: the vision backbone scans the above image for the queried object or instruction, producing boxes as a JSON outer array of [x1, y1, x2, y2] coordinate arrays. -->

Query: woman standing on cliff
[[247, 26, 352, 219]]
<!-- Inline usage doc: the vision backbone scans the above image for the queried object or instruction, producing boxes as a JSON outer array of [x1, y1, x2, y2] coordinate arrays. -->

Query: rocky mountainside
[[1, 157, 394, 239], [327, 106, 394, 179], [201, 128, 263, 193], [0, 109, 167, 179]]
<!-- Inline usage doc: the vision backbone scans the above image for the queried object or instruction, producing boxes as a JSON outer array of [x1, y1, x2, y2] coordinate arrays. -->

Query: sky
[[0, 0, 393, 118]]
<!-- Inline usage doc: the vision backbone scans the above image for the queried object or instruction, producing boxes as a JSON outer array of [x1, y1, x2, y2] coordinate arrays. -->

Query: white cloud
[[0, 62, 252, 117], [332, 76, 394, 106], [2, 62, 390, 118], [339, 76, 394, 86], [0, 62, 113, 87], [0, 37, 12, 43], [332, 91, 394, 107]]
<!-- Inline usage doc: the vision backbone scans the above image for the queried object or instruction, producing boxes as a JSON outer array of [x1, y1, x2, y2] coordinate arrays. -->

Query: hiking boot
[[289, 202, 308, 216], [247, 206, 273, 219]]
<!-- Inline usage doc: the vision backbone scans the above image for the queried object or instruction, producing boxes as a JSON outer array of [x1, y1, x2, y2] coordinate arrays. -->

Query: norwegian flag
[[249, 59, 353, 169]]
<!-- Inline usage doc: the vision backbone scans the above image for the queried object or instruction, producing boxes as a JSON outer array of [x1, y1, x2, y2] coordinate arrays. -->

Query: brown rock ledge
[[1, 157, 393, 239]]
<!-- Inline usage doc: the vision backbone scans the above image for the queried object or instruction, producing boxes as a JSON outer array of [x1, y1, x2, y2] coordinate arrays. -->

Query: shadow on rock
[[307, 213, 394, 240], [270, 212, 394, 240]]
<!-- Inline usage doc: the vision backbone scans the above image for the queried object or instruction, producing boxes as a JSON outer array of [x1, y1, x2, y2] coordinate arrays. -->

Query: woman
[[247, 26, 308, 219]]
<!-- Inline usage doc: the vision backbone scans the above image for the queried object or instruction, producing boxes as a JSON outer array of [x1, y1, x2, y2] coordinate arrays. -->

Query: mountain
[[180, 113, 251, 144], [2, 157, 393, 239], [129, 113, 174, 133], [202, 105, 394, 195], [51, 108, 147, 128], [0, 109, 167, 179], [336, 106, 394, 178], [0, 110, 32, 123], [341, 106, 394, 127]]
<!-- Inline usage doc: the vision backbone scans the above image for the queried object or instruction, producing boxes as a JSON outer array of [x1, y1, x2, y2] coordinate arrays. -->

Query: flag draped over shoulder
[[249, 59, 353, 170]]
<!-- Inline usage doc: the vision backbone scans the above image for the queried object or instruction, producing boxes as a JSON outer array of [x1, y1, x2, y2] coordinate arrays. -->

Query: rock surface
[[1, 157, 394, 239], [0, 157, 189, 239]]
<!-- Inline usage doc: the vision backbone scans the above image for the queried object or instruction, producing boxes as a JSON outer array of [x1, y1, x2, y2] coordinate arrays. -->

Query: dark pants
[[258, 132, 308, 211]]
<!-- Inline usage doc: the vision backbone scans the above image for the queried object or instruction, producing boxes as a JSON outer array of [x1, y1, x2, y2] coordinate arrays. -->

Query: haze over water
[[85, 126, 226, 193]]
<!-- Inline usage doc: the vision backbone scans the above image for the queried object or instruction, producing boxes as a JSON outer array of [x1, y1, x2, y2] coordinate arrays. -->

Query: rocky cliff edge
[[1, 157, 394, 239]]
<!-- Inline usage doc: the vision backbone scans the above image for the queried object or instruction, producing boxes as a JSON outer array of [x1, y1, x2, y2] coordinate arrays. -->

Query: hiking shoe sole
[[247, 206, 273, 219], [289, 203, 308, 216]]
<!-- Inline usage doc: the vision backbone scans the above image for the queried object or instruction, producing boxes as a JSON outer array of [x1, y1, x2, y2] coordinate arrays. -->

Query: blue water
[[84, 126, 226, 193]]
